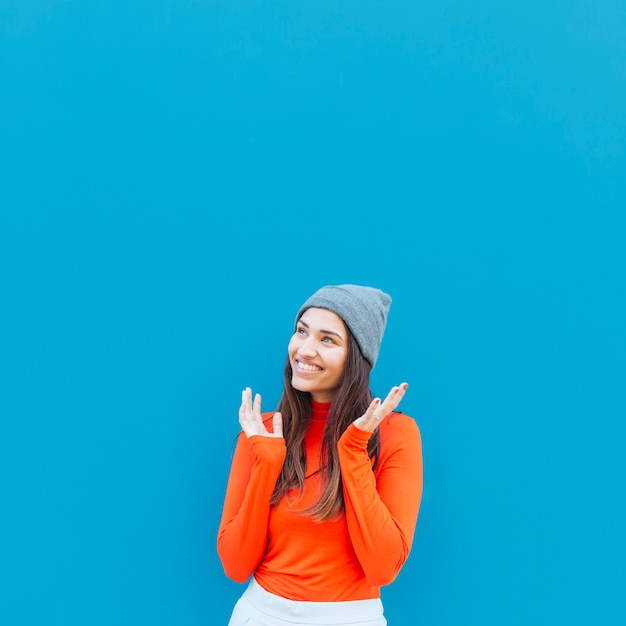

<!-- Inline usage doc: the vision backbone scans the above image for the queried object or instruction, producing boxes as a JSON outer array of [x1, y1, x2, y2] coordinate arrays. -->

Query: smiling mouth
[[296, 360, 323, 372]]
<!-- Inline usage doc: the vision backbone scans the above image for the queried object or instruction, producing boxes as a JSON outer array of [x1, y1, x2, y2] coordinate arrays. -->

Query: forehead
[[298, 307, 347, 335]]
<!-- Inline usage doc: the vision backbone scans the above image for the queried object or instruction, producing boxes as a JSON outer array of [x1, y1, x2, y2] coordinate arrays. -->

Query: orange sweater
[[217, 401, 423, 601]]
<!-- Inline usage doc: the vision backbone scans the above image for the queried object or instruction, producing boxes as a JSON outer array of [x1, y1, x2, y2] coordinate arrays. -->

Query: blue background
[[1, 2, 625, 625]]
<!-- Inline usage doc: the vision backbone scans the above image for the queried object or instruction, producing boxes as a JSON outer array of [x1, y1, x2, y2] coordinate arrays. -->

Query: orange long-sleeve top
[[217, 400, 423, 601]]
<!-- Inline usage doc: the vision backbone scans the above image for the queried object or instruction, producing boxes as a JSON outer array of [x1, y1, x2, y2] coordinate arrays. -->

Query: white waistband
[[240, 577, 386, 625]]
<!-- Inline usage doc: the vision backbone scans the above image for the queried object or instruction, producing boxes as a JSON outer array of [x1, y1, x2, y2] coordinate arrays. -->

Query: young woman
[[217, 284, 423, 626]]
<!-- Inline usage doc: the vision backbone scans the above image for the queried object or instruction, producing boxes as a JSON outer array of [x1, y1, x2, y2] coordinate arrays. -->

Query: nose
[[298, 336, 317, 357]]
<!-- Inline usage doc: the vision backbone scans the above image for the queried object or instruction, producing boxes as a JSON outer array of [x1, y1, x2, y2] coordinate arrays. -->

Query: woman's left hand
[[352, 382, 409, 433]]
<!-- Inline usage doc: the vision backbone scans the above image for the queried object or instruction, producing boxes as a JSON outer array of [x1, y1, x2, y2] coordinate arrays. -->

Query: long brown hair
[[270, 329, 381, 521]]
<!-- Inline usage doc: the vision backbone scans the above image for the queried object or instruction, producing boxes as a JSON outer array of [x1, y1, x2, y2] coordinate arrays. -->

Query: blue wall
[[1, 2, 624, 625]]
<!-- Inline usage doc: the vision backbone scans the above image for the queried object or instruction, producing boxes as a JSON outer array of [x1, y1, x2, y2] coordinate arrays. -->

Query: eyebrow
[[297, 320, 345, 339]]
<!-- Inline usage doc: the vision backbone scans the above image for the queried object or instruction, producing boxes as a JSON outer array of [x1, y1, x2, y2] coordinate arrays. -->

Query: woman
[[217, 284, 423, 626]]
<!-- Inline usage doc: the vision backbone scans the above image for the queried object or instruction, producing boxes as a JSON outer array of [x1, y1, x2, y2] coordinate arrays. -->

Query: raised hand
[[238, 387, 284, 439], [352, 382, 409, 433]]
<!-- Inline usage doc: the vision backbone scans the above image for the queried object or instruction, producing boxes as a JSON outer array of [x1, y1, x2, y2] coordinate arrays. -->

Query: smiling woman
[[217, 285, 423, 626], [289, 308, 349, 402]]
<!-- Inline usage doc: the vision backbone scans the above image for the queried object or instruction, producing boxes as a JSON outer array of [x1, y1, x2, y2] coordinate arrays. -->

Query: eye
[[296, 327, 307, 335], [321, 336, 335, 344]]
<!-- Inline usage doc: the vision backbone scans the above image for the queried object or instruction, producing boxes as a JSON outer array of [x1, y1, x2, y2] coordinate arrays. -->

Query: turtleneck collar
[[310, 400, 331, 421]]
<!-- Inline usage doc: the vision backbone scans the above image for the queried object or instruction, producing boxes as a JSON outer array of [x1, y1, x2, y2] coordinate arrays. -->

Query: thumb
[[272, 412, 283, 438]]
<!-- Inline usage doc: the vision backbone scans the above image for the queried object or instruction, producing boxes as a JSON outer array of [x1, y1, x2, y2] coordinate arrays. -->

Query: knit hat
[[295, 284, 392, 368]]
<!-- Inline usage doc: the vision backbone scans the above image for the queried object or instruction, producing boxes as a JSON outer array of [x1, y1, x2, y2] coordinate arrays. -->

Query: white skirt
[[228, 577, 387, 626]]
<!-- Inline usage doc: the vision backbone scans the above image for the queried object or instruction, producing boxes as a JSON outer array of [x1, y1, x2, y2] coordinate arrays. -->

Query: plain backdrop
[[1, 2, 625, 625]]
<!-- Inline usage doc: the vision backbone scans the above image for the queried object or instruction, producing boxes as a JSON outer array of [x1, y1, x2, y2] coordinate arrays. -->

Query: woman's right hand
[[238, 387, 283, 439]]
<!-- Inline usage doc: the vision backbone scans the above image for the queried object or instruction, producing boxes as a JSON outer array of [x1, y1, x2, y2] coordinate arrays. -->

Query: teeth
[[298, 361, 321, 372]]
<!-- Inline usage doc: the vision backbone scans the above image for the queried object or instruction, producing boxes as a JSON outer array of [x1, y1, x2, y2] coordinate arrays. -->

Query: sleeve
[[337, 414, 423, 587], [216, 430, 286, 583]]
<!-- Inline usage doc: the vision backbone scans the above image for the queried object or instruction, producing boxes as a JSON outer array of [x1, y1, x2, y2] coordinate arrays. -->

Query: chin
[[291, 377, 311, 394]]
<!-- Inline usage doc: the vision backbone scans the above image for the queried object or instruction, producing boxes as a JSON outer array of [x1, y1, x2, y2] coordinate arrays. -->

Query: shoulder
[[373, 413, 422, 474], [380, 411, 422, 446]]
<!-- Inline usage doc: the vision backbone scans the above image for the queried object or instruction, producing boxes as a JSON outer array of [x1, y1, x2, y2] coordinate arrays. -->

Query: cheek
[[329, 353, 348, 375], [287, 337, 299, 356]]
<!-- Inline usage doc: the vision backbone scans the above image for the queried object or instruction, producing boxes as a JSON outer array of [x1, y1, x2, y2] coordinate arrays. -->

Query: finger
[[369, 397, 381, 418], [390, 382, 408, 407], [242, 387, 252, 408], [380, 388, 399, 414], [239, 388, 257, 432], [239, 388, 250, 418], [253, 392, 262, 416], [353, 398, 381, 432], [272, 412, 283, 438], [379, 382, 408, 415]]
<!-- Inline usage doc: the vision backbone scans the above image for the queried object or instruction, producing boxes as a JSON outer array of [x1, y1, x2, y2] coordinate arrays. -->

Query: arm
[[216, 432, 286, 582], [216, 388, 286, 582], [338, 416, 422, 587]]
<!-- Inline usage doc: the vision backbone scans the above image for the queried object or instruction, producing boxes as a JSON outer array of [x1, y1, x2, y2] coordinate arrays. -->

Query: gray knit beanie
[[295, 284, 392, 368]]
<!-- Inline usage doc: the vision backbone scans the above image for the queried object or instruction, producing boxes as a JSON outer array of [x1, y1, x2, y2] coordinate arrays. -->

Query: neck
[[311, 399, 331, 421]]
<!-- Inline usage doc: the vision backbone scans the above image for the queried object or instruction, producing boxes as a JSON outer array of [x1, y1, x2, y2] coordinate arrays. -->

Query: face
[[288, 307, 349, 403]]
